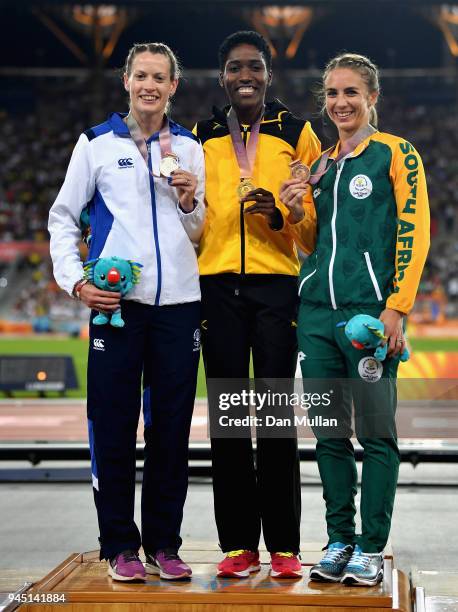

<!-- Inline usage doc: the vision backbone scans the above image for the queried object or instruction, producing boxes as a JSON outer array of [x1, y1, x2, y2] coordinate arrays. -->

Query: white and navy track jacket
[[48, 112, 205, 306]]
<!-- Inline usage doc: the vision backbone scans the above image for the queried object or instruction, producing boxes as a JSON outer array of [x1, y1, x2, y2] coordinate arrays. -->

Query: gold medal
[[289, 160, 311, 182], [160, 154, 180, 178], [237, 178, 256, 200]]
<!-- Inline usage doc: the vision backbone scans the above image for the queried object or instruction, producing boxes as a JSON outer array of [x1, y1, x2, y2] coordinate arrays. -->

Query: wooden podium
[[18, 543, 412, 612]]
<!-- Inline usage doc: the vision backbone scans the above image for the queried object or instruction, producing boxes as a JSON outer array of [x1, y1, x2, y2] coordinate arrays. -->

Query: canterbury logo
[[93, 338, 105, 350], [118, 158, 133, 168]]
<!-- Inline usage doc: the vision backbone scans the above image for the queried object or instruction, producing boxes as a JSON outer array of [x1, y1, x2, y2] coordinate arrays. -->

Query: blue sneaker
[[309, 542, 353, 582], [341, 545, 383, 586]]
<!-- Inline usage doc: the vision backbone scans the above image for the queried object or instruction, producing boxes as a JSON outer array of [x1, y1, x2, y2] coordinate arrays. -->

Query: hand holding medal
[[241, 186, 277, 224], [279, 176, 309, 225], [280, 159, 311, 225], [277, 159, 311, 224], [159, 153, 180, 178], [224, 107, 279, 226]]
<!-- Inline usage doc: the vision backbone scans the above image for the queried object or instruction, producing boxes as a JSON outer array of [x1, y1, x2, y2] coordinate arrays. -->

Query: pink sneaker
[[145, 548, 192, 580], [108, 550, 146, 581], [217, 550, 260, 578], [270, 552, 302, 578]]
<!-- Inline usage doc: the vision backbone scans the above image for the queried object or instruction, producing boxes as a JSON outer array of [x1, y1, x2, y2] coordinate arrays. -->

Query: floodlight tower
[[32, 4, 134, 121], [434, 4, 458, 105]]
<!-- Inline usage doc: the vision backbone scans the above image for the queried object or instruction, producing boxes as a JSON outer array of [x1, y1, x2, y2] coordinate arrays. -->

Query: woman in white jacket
[[48, 42, 205, 582]]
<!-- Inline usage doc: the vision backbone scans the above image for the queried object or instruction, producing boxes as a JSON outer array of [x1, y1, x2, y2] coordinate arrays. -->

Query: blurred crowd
[[385, 102, 458, 321], [10, 254, 87, 332], [0, 75, 456, 325]]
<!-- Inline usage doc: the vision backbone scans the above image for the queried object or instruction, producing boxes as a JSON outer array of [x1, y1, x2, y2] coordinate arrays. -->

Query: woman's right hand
[[79, 282, 121, 313], [279, 178, 310, 224]]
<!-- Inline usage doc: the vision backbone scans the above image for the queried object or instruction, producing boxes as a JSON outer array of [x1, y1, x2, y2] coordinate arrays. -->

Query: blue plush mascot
[[344, 314, 410, 362], [83, 256, 142, 327]]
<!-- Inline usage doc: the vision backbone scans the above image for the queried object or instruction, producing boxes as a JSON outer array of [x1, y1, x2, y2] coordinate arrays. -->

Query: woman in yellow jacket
[[194, 31, 320, 579]]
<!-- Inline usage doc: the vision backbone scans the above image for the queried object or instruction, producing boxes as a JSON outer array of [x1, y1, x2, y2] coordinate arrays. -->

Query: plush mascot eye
[[121, 275, 126, 281], [100, 274, 106, 280]]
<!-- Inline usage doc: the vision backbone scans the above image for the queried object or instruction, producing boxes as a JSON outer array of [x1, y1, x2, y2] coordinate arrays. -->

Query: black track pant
[[201, 274, 301, 554]]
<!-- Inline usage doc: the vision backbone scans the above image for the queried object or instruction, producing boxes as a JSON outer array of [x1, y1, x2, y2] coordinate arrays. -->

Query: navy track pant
[[87, 299, 200, 560]]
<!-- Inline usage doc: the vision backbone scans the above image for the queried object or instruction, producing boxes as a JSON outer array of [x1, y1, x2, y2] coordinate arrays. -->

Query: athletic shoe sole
[[145, 563, 191, 580], [217, 564, 261, 578], [309, 568, 343, 583], [108, 564, 146, 582], [341, 570, 383, 587], [271, 568, 303, 578]]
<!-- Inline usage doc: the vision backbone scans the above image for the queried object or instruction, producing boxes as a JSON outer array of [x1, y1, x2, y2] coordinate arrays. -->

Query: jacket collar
[[108, 112, 182, 140], [328, 130, 378, 160], [211, 99, 291, 129]]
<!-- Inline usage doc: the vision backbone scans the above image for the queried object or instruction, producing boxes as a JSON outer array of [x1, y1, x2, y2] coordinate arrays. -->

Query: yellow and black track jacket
[[194, 100, 320, 276]]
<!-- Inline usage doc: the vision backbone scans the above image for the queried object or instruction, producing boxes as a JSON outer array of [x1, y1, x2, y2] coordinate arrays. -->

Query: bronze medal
[[289, 160, 311, 182], [237, 179, 256, 200], [160, 154, 180, 178]]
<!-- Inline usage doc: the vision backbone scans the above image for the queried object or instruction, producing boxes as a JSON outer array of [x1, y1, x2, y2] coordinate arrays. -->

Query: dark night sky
[[0, 4, 446, 70]]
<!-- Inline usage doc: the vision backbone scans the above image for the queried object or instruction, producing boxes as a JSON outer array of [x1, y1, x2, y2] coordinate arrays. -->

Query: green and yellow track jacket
[[292, 131, 430, 315]]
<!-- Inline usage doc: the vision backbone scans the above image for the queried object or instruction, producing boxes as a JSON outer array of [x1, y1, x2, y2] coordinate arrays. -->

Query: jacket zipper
[[239, 125, 249, 276], [364, 251, 383, 301], [147, 141, 162, 305], [329, 160, 345, 310]]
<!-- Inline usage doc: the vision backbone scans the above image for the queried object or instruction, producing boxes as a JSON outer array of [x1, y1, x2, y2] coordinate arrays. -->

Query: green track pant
[[298, 303, 401, 553]]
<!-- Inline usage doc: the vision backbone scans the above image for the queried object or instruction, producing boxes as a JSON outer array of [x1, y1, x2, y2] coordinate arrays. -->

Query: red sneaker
[[270, 552, 302, 578], [217, 549, 260, 578]]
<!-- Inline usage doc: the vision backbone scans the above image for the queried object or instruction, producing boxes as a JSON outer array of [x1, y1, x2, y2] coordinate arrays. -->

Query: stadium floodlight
[[436, 4, 458, 56], [64, 4, 130, 60], [250, 6, 316, 59], [31, 4, 132, 65], [72, 4, 119, 27]]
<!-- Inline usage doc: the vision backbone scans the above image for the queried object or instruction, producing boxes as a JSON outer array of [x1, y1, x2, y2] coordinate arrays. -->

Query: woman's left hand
[[170, 169, 197, 212], [379, 308, 405, 358]]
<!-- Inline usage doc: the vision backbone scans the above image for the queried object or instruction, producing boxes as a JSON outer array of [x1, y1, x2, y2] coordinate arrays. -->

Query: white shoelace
[[322, 548, 347, 564]]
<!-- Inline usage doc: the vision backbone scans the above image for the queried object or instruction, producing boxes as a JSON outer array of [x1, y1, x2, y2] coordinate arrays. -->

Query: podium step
[[16, 546, 410, 611]]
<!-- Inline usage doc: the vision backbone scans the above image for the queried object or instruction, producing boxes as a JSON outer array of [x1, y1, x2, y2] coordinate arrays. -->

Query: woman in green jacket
[[280, 53, 430, 587]]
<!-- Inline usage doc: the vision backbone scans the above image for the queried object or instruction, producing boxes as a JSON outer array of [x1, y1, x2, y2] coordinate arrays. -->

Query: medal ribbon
[[309, 124, 376, 185], [227, 107, 263, 179], [125, 113, 175, 177], [158, 121, 174, 160]]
